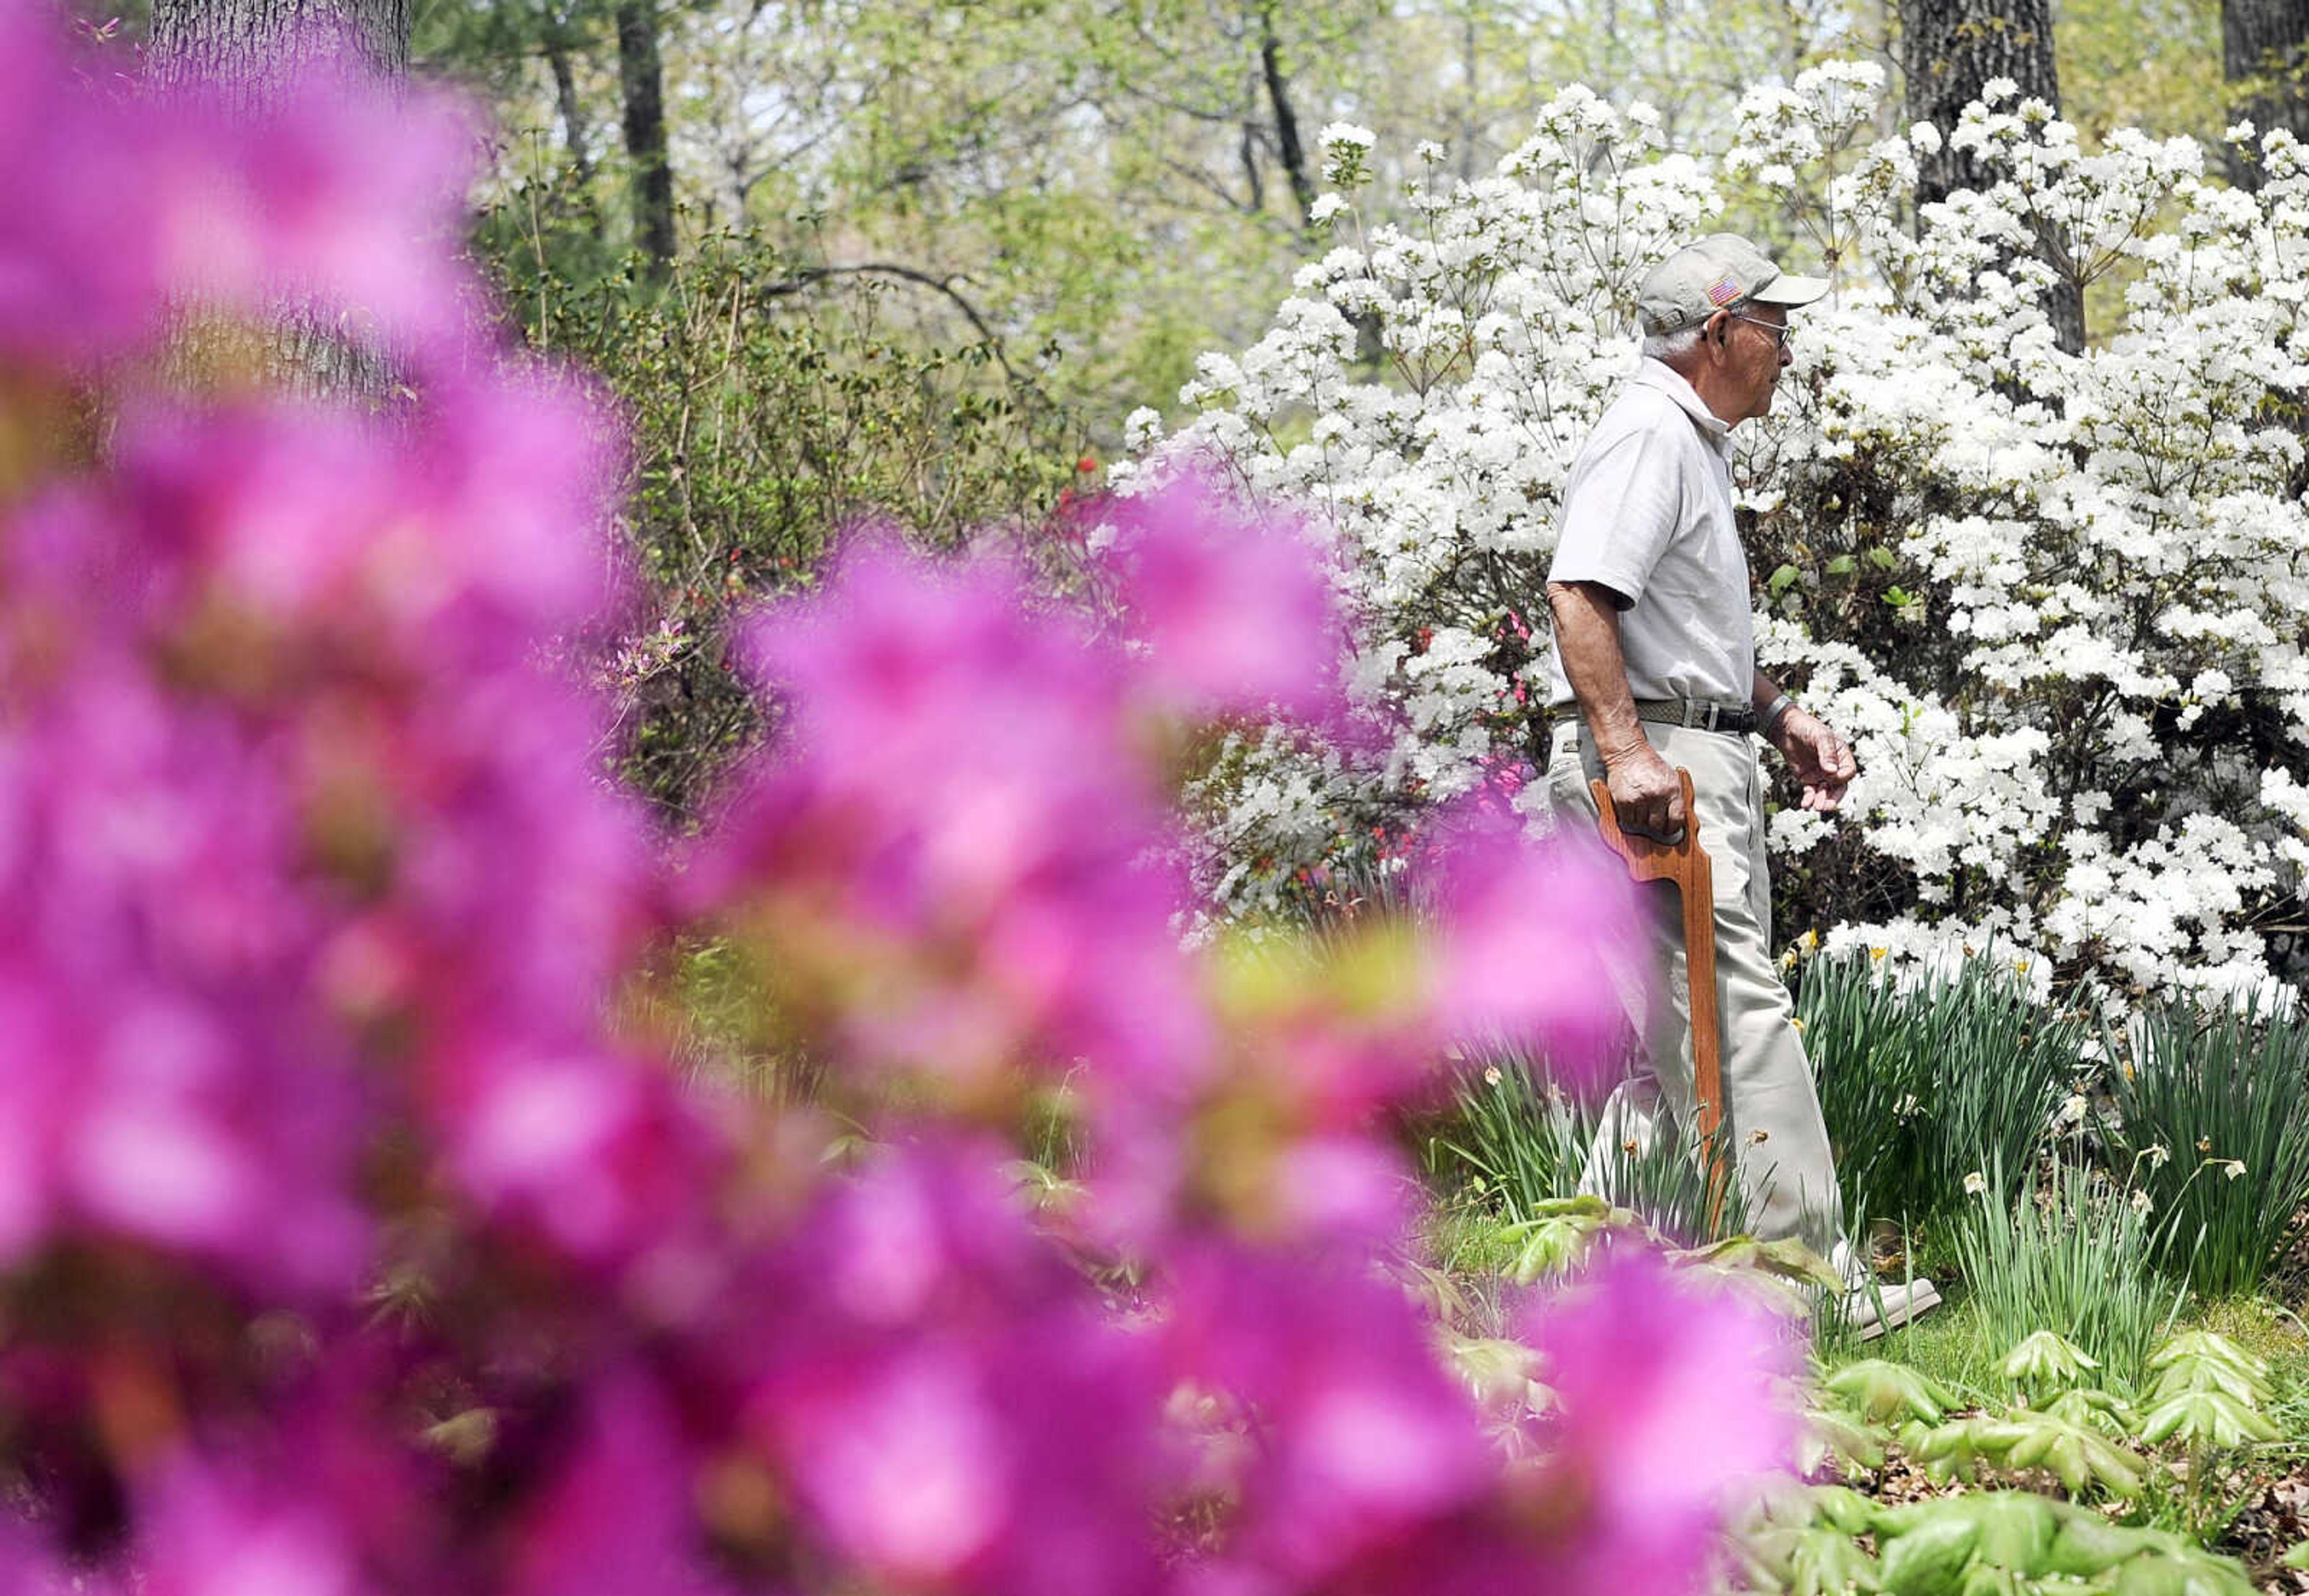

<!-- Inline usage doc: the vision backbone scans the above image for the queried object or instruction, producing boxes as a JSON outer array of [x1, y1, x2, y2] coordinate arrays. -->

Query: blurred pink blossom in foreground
[[0, 4, 1798, 1592]]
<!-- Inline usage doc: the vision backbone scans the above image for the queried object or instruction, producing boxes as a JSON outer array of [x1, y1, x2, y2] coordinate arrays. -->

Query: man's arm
[[1547, 579, 1685, 841], [1750, 667, 1857, 814]]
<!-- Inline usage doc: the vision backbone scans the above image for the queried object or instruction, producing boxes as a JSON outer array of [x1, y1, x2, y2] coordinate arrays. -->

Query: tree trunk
[[152, 0, 408, 100], [150, 0, 410, 398], [1256, 2, 1316, 233], [615, 0, 678, 280], [545, 26, 598, 193], [2222, 0, 2309, 191], [1904, 0, 2057, 203], [1902, 0, 2085, 354]]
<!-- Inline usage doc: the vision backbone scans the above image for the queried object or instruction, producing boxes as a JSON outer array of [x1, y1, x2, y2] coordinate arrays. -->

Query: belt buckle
[[1681, 699, 1700, 729]]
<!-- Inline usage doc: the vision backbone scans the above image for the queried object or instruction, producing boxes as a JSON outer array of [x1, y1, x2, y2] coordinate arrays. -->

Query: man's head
[[1636, 234, 1828, 426]]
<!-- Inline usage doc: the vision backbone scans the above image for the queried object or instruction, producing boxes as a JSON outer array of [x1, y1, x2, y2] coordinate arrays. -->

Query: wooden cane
[[1588, 769, 1729, 1232]]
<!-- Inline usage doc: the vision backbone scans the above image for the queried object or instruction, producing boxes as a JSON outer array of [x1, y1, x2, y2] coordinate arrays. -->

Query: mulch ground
[[2219, 1473, 2309, 1594], [1833, 1434, 2309, 1593]]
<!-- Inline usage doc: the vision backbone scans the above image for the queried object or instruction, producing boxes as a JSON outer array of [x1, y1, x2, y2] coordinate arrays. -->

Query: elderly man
[[1541, 233, 1937, 1336]]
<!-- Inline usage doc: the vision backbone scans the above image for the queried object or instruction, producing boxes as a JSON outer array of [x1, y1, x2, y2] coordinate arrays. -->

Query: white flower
[[1129, 64, 2309, 993], [1964, 1171, 1987, 1196], [2221, 1159, 2247, 1180], [2130, 1189, 2153, 1215]]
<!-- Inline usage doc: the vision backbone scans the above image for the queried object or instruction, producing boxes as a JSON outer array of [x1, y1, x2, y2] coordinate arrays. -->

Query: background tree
[[1902, 0, 2086, 353], [152, 0, 408, 89], [152, 0, 413, 397], [2222, 0, 2309, 189], [615, 0, 676, 275], [2055, 0, 2222, 143]]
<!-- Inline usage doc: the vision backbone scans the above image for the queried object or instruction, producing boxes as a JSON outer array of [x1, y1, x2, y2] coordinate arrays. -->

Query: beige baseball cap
[[1636, 233, 1830, 337]]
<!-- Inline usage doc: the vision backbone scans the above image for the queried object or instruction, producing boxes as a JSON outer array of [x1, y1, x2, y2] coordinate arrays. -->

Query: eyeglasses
[[1725, 312, 1794, 349]]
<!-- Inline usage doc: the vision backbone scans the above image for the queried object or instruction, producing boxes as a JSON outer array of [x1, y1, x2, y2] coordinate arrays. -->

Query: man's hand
[[1604, 738, 1687, 843], [1771, 707, 1857, 812]]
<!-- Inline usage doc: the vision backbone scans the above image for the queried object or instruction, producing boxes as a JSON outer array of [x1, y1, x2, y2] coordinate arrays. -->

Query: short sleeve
[[1547, 416, 1685, 609]]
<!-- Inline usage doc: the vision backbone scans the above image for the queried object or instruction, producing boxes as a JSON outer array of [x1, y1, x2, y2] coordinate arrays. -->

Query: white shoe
[[1844, 1277, 1942, 1341]]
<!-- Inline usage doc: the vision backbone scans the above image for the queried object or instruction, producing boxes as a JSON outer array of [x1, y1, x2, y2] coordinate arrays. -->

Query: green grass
[[2105, 1001, 2309, 1296], [1424, 1046, 1750, 1244], [1950, 1148, 2189, 1394], [1797, 949, 2090, 1238]]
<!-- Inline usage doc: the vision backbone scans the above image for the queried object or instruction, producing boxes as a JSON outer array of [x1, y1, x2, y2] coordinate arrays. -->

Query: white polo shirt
[[1545, 358, 1755, 710]]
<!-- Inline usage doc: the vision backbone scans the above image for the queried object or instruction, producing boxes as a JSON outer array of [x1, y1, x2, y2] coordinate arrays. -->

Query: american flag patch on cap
[[1706, 274, 1741, 306]]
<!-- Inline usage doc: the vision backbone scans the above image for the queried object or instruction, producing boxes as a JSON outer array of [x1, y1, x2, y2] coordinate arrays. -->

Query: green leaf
[[1783, 1525, 1887, 1595], [1824, 1359, 1957, 1426], [1877, 1506, 1982, 1594], [1506, 1214, 1592, 1282], [2001, 1329, 2100, 1393], [1826, 554, 1857, 575], [2137, 1388, 2278, 1449], [1866, 546, 1897, 569], [2146, 1331, 2271, 1407], [2043, 1386, 2138, 1435], [1809, 1484, 1882, 1536], [2002, 1410, 2144, 1499], [2044, 1509, 2151, 1577], [1803, 1404, 1887, 1473], [1768, 562, 1800, 596], [2105, 1544, 2261, 1596], [1966, 1491, 2059, 1570], [1908, 1414, 2031, 1482], [1693, 1233, 1845, 1290]]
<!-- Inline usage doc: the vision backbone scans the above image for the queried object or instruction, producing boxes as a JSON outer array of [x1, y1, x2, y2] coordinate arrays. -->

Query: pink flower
[[1097, 471, 1348, 725], [182, 53, 483, 363], [0, 1515, 102, 1595], [1521, 1249, 1803, 1595], [0, 0, 173, 362], [1424, 808, 1644, 1084], [135, 1450, 363, 1596], [751, 1141, 1172, 1596], [1165, 1241, 1495, 1585], [691, 535, 1211, 1091], [503, 1371, 733, 1596]]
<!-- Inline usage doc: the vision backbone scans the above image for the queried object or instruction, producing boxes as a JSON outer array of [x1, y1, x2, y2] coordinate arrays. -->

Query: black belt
[[1633, 698, 1756, 734]]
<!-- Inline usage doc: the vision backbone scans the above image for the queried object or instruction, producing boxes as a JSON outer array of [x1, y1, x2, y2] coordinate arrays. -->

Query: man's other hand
[[1604, 740, 1687, 843], [1773, 708, 1857, 812]]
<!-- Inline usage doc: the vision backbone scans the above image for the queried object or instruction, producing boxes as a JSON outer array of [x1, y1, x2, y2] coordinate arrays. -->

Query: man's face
[[1713, 304, 1793, 423]]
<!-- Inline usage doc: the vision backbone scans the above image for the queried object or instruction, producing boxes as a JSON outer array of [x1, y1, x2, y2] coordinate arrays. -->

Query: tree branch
[[756, 263, 1046, 408]]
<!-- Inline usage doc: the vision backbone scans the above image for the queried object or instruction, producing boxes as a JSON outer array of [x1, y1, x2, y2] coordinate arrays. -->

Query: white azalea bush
[[1117, 65, 2309, 1002]]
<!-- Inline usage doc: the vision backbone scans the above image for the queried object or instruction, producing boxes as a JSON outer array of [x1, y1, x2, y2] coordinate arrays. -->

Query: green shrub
[[2104, 1001, 2309, 1295], [492, 234, 1082, 817]]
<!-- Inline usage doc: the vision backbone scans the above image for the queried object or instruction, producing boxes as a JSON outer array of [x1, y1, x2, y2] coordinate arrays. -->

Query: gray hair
[[1642, 322, 1706, 362]]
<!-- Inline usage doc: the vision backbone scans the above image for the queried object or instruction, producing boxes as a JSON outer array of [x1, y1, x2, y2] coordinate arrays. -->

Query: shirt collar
[[1634, 357, 1734, 451]]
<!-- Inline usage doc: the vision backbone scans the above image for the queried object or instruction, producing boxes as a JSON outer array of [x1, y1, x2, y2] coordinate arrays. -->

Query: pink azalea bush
[[0, 5, 1801, 1592]]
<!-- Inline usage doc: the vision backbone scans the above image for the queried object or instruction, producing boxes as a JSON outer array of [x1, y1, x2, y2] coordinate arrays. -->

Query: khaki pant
[[1543, 719, 1844, 1257]]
